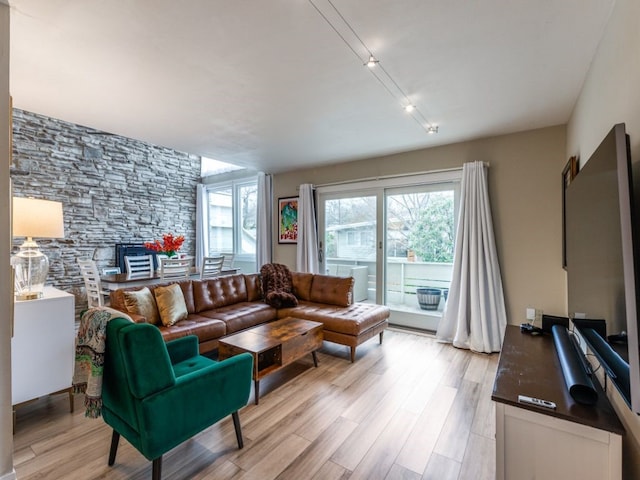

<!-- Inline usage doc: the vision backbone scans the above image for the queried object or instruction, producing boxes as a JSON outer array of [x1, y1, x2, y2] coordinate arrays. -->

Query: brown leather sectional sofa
[[109, 272, 390, 362]]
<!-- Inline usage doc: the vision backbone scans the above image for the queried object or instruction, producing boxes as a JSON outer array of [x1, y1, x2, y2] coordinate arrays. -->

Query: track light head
[[365, 55, 379, 68]]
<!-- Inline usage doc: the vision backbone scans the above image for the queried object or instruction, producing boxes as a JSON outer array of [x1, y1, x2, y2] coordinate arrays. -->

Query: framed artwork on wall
[[278, 196, 298, 244], [562, 156, 579, 269]]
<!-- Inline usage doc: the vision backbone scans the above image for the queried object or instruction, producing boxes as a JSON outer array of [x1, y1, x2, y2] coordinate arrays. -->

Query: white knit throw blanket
[[72, 307, 132, 418]]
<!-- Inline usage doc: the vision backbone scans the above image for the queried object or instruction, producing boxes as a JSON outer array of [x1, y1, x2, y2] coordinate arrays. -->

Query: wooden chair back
[[160, 257, 193, 280], [77, 258, 108, 307], [200, 256, 225, 279], [124, 254, 154, 277]]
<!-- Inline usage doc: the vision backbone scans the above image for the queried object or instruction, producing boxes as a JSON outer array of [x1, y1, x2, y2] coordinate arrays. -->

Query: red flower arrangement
[[144, 233, 185, 258]]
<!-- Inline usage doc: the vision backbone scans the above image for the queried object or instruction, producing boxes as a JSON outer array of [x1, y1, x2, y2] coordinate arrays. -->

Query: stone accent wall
[[10, 109, 200, 317]]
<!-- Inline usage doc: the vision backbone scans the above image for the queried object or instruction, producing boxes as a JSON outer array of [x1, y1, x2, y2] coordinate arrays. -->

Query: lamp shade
[[13, 197, 64, 238]]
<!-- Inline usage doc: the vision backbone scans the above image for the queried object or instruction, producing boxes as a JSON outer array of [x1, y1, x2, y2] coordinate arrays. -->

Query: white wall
[[0, 2, 16, 479], [274, 126, 568, 326], [567, 0, 640, 476]]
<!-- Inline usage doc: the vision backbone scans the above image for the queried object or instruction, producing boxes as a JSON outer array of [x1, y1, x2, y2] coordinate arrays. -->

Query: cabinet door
[[496, 403, 622, 480], [11, 288, 75, 405]]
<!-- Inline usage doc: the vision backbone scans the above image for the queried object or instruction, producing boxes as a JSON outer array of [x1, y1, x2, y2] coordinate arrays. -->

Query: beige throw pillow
[[154, 283, 188, 327], [123, 287, 160, 325]]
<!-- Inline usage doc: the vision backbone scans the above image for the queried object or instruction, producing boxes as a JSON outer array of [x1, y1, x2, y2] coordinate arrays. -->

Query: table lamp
[[11, 197, 65, 300]]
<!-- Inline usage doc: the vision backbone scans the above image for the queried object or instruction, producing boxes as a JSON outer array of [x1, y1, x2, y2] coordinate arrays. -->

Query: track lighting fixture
[[308, 0, 439, 136]]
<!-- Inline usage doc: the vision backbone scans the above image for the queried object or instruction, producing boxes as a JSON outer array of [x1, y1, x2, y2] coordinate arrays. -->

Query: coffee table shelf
[[218, 317, 323, 404]]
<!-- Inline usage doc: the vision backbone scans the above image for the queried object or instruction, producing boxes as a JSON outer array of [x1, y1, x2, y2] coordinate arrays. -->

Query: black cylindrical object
[[552, 325, 598, 405], [580, 327, 630, 401]]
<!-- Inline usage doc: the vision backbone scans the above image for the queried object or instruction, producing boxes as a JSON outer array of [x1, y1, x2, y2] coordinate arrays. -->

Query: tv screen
[[566, 123, 640, 413]]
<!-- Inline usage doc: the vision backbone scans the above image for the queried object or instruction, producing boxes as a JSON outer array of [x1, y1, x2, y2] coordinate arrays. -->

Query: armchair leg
[[232, 411, 244, 449], [152, 456, 162, 480], [379, 331, 384, 344], [108, 430, 120, 466]]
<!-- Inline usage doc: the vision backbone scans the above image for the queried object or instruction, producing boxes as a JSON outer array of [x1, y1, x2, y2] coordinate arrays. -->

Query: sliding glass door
[[384, 185, 457, 330], [317, 171, 460, 331], [319, 193, 379, 303]]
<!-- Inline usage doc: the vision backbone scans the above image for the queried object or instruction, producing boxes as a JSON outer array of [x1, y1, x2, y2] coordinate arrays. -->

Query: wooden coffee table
[[218, 317, 323, 404]]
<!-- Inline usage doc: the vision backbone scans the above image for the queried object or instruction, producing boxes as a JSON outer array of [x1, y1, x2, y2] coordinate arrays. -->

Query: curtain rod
[[312, 163, 488, 189]]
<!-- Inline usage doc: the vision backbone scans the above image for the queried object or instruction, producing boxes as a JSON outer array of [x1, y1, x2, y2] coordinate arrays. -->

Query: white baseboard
[[0, 470, 16, 480]]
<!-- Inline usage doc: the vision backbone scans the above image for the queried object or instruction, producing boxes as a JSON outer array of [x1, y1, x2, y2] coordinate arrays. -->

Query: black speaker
[[541, 314, 569, 333], [572, 318, 607, 339]]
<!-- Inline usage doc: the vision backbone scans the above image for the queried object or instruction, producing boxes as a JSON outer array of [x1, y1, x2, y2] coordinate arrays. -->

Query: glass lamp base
[[15, 291, 43, 301], [11, 240, 49, 301]]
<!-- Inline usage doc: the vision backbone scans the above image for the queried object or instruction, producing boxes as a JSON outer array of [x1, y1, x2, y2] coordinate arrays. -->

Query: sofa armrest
[[166, 335, 199, 364]]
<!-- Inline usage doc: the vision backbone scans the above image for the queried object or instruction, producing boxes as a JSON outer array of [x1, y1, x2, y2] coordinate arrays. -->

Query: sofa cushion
[[193, 274, 249, 312], [199, 302, 277, 334], [309, 274, 354, 307], [291, 272, 313, 301], [158, 314, 227, 343], [123, 287, 160, 325], [154, 283, 188, 327], [279, 301, 390, 336], [244, 274, 263, 302]]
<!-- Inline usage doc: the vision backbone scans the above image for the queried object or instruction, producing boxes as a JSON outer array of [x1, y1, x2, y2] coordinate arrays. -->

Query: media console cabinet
[[492, 325, 624, 480]]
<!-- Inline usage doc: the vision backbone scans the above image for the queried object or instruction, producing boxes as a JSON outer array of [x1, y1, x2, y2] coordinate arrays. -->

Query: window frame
[[203, 174, 258, 263]]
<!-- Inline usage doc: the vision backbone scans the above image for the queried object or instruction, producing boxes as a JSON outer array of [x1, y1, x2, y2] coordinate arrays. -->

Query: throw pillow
[[123, 287, 160, 325], [154, 283, 188, 327]]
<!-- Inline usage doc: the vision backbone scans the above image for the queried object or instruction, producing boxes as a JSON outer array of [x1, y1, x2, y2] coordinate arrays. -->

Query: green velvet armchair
[[102, 317, 253, 480]]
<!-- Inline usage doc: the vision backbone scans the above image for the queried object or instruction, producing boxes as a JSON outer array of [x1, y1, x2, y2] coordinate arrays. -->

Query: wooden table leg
[[312, 351, 318, 368], [68, 387, 74, 413], [254, 379, 260, 405]]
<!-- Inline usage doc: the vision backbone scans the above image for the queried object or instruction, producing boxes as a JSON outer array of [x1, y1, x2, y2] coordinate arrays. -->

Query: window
[[205, 177, 257, 260], [317, 169, 461, 331], [201, 157, 245, 177]]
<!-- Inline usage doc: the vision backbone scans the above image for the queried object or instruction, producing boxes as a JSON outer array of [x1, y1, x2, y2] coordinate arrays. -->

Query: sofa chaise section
[[282, 272, 390, 362]]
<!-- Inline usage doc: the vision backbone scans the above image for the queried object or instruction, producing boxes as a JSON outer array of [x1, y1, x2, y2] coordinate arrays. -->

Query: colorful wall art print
[[278, 196, 298, 244]]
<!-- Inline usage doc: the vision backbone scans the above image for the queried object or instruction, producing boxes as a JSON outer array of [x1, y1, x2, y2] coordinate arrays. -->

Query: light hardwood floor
[[12, 328, 499, 480]]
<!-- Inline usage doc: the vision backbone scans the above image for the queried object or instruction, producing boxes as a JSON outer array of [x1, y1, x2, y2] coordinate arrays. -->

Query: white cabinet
[[12, 286, 75, 406], [493, 326, 623, 480], [496, 403, 622, 480]]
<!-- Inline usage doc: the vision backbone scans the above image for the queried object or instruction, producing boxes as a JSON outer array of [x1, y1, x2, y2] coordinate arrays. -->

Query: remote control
[[517, 395, 556, 409]]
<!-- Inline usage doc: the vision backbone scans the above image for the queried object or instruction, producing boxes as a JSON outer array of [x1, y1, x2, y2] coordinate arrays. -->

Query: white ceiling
[[8, 0, 615, 173]]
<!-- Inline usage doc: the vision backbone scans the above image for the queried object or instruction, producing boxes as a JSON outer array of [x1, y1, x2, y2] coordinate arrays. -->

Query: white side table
[[12, 286, 75, 424]]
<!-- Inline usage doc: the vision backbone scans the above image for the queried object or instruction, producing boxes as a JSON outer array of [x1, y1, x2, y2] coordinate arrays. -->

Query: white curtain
[[436, 161, 507, 353], [195, 183, 209, 271], [296, 183, 319, 273], [256, 172, 272, 268]]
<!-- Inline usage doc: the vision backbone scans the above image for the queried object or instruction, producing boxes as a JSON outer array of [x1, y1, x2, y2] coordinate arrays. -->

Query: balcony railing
[[325, 257, 453, 314]]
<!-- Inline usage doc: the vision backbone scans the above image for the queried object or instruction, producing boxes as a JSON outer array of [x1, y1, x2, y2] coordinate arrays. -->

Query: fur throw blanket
[[260, 263, 298, 308]]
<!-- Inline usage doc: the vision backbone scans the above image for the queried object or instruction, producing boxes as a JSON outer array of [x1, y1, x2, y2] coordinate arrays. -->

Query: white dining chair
[[124, 254, 154, 277], [160, 257, 192, 280], [200, 256, 225, 279], [221, 253, 235, 270], [77, 258, 110, 307]]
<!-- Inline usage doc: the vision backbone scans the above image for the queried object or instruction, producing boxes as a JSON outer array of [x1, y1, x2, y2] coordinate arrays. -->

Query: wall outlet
[[526, 308, 536, 321], [574, 312, 586, 319]]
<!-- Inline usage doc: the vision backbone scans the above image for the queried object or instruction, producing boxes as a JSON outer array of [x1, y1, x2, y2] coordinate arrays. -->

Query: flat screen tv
[[566, 123, 640, 413]]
